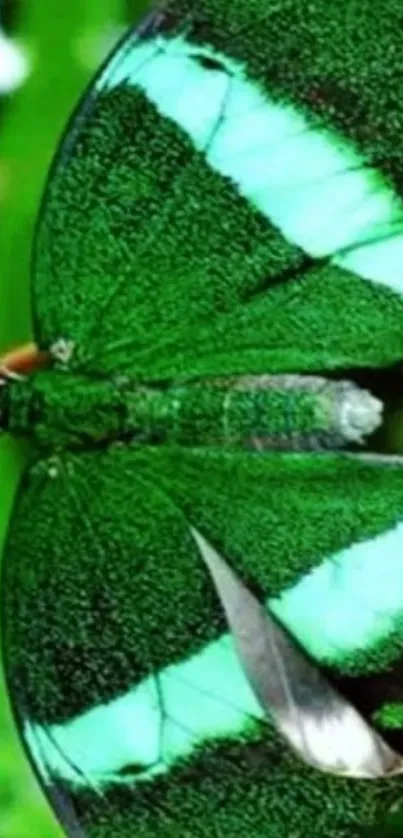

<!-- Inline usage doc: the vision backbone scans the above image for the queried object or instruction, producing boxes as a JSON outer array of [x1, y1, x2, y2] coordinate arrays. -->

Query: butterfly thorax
[[0, 368, 382, 452]]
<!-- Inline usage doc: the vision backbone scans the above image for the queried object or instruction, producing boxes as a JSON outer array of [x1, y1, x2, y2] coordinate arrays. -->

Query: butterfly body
[[2, 1, 403, 836], [1, 366, 383, 451]]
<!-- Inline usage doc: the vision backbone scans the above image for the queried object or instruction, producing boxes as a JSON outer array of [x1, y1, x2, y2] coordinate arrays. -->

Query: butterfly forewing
[[32, 0, 403, 381]]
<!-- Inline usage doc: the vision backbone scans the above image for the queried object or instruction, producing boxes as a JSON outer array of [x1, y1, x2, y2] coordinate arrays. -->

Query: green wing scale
[[2, 0, 403, 836], [32, 1, 403, 380], [4, 446, 403, 836]]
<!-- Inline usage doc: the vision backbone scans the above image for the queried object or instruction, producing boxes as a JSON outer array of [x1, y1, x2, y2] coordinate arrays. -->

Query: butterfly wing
[[32, 1, 403, 381], [3, 445, 403, 837]]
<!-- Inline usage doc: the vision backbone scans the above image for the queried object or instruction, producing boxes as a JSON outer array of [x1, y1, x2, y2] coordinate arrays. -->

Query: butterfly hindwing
[[3, 445, 403, 835]]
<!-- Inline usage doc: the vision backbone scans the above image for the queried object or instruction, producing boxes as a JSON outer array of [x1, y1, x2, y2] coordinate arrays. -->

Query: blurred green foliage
[[0, 2, 147, 835]]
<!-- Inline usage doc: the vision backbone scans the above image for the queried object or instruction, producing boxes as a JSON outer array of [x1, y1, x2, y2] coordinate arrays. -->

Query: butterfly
[[2, 1, 403, 836]]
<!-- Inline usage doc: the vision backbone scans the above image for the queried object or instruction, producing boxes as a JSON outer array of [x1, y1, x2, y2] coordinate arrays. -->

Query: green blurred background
[[0, 2, 147, 835]]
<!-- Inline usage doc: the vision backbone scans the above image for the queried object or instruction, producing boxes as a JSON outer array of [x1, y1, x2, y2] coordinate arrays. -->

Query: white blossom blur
[[0, 27, 29, 93]]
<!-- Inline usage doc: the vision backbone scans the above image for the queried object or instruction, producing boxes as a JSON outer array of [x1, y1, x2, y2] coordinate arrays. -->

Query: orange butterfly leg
[[0, 342, 50, 377]]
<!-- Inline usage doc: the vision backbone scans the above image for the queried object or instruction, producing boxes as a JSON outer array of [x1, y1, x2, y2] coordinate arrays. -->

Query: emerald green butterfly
[[2, 1, 403, 836]]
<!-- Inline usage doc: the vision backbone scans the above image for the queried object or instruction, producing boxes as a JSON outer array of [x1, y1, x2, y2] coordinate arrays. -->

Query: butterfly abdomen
[[157, 374, 382, 451], [2, 368, 382, 451]]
